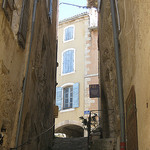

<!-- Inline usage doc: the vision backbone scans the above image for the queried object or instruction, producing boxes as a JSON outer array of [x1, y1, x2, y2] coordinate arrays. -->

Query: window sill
[[60, 108, 75, 113], [61, 71, 75, 76], [63, 39, 74, 43]]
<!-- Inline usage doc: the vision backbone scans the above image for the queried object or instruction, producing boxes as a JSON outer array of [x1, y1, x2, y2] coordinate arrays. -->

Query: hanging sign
[[89, 84, 100, 98]]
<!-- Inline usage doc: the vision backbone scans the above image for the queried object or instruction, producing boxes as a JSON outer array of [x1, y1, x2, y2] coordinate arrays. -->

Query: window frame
[[63, 25, 75, 43], [61, 48, 75, 76], [63, 86, 73, 109], [61, 83, 74, 111]]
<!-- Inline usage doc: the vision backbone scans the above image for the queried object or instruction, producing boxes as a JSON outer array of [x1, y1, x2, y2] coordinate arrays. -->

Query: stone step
[[52, 137, 88, 150]]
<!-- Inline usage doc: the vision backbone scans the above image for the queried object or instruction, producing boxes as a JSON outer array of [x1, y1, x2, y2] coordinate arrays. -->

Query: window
[[56, 83, 79, 110], [64, 26, 74, 42], [2, 0, 14, 24], [63, 86, 73, 109], [62, 49, 75, 75], [18, 0, 30, 49]]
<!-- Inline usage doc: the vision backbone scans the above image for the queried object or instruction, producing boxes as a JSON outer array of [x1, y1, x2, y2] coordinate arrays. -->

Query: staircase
[[52, 137, 88, 150]]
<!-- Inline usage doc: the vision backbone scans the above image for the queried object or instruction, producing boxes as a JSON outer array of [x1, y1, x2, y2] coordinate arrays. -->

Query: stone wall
[[98, 0, 150, 149], [118, 0, 150, 149], [0, 0, 58, 149], [98, 0, 119, 139]]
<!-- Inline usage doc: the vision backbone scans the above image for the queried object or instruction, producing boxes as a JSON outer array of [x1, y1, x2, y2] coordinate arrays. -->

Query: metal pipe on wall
[[15, 0, 38, 149], [109, 0, 126, 149]]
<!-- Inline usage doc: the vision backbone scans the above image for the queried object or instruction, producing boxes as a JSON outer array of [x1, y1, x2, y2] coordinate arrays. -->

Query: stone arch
[[55, 120, 84, 138]]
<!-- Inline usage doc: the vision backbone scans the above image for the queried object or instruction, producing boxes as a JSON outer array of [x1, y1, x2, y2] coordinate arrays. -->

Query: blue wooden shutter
[[56, 87, 62, 110], [70, 50, 74, 72], [66, 51, 69, 73], [69, 27, 73, 40], [68, 50, 71, 72], [63, 51, 67, 74], [73, 83, 79, 108], [63, 50, 74, 74]]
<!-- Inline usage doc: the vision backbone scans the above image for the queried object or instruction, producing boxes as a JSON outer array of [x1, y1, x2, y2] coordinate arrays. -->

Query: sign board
[[84, 111, 90, 115], [89, 84, 100, 98]]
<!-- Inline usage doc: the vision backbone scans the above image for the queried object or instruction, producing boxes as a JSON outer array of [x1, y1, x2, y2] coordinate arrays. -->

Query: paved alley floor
[[52, 137, 88, 150]]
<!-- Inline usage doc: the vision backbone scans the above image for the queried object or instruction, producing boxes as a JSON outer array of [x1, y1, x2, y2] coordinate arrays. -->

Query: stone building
[[55, 9, 99, 137], [0, 0, 58, 150], [96, 0, 150, 149]]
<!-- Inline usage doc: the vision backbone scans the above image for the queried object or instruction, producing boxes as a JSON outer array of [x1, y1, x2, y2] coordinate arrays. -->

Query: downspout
[[109, 0, 126, 149], [15, 0, 38, 149]]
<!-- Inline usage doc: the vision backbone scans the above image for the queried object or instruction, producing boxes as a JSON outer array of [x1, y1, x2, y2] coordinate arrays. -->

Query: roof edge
[[59, 12, 89, 24]]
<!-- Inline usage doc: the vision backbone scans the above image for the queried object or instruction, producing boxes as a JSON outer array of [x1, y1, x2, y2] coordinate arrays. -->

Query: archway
[[55, 123, 84, 138]]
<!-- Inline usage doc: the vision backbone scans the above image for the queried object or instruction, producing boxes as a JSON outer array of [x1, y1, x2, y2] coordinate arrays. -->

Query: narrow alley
[[0, 0, 150, 150]]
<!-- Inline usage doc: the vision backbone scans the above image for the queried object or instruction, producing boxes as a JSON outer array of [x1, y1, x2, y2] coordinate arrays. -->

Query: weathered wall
[[98, 0, 150, 149], [17, 1, 58, 150], [98, 0, 119, 139], [0, 0, 28, 149], [0, 0, 58, 149], [118, 0, 150, 149]]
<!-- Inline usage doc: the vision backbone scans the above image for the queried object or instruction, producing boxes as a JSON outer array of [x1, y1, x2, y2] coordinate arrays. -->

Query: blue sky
[[59, 0, 88, 21]]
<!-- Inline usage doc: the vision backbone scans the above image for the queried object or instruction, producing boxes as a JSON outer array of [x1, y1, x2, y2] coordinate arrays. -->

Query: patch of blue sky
[[59, 0, 88, 21]]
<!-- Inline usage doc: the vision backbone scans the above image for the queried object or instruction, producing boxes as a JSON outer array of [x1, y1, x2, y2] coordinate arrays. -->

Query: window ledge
[[60, 108, 75, 113], [63, 39, 74, 43], [61, 71, 75, 76]]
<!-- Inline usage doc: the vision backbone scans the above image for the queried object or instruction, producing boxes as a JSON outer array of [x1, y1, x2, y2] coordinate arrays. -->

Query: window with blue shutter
[[62, 83, 79, 110], [73, 83, 79, 108], [56, 87, 62, 110], [63, 86, 73, 109], [62, 49, 74, 75], [64, 26, 74, 42]]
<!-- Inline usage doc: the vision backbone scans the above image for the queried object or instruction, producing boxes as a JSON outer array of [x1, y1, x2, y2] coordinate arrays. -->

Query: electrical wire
[[10, 123, 55, 150], [59, 2, 88, 9]]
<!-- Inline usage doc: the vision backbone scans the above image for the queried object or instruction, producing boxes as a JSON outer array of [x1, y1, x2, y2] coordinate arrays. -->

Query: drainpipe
[[15, 0, 38, 149], [109, 0, 126, 149]]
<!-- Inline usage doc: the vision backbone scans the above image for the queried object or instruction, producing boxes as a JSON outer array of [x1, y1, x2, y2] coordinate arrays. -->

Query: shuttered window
[[2, 0, 14, 23], [56, 83, 79, 110], [73, 83, 79, 108], [63, 86, 73, 109], [62, 49, 75, 75], [64, 26, 74, 42], [17, 0, 30, 49]]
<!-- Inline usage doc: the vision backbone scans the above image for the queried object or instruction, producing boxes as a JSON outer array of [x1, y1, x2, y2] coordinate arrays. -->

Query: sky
[[59, 0, 88, 21]]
